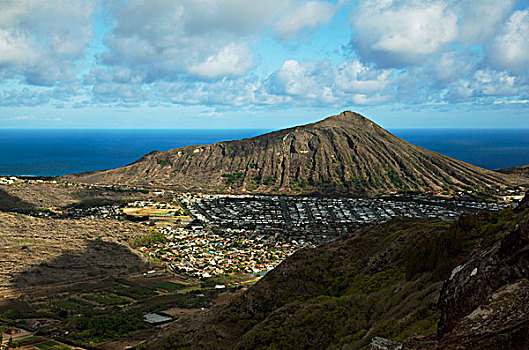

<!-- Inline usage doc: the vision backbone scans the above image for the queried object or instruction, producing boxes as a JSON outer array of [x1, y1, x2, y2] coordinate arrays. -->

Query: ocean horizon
[[1, 128, 529, 177]]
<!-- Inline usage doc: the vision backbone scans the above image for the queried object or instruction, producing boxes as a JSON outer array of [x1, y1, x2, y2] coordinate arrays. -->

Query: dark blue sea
[[0, 129, 268, 176], [0, 129, 528, 176], [391, 129, 529, 171]]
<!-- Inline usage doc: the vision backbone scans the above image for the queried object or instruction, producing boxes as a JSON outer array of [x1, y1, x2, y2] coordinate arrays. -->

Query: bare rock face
[[439, 279, 529, 349], [434, 202, 529, 348], [63, 111, 520, 196], [367, 337, 402, 350]]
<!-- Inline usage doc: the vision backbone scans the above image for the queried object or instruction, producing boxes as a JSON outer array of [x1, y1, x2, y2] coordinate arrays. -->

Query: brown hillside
[[497, 164, 529, 177], [63, 111, 522, 195]]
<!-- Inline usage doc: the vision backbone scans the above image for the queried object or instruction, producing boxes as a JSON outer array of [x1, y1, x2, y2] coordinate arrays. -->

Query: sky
[[0, 0, 528, 130]]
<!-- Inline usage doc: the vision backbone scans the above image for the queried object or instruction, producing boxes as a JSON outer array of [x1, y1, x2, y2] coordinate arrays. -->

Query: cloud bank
[[0, 0, 528, 111]]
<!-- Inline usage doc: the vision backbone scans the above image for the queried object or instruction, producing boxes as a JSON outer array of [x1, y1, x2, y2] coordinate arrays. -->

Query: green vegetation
[[65, 311, 147, 345], [156, 159, 171, 165], [3, 308, 22, 319], [11, 336, 44, 347], [111, 286, 155, 300], [151, 281, 186, 291], [405, 208, 518, 280], [82, 292, 132, 306], [49, 299, 91, 317], [129, 230, 166, 248], [315, 177, 340, 192], [67, 297, 92, 306], [67, 197, 126, 209], [200, 277, 226, 288], [222, 171, 244, 186], [387, 169, 403, 188], [262, 175, 275, 185], [34, 340, 69, 349], [351, 176, 367, 190], [289, 177, 308, 190]]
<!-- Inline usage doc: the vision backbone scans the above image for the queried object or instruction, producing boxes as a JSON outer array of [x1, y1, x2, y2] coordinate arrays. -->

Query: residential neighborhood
[[180, 193, 514, 229], [0, 177, 520, 280], [141, 225, 310, 278]]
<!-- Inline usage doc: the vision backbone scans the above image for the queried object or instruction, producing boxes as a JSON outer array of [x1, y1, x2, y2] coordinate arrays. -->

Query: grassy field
[[150, 281, 186, 291], [122, 206, 192, 223], [34, 340, 69, 349], [82, 292, 133, 306]]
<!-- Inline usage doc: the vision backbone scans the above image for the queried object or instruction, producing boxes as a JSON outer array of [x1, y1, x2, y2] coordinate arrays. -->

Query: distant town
[[2, 176, 521, 280]]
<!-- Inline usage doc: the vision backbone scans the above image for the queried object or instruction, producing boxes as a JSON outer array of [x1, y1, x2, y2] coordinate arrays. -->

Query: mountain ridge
[[63, 111, 524, 196], [497, 164, 529, 177]]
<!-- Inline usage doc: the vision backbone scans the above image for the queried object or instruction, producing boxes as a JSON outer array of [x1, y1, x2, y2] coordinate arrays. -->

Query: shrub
[[222, 171, 244, 186], [130, 231, 166, 248]]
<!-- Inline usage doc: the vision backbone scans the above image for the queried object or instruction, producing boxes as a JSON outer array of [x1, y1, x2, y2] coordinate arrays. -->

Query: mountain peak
[[316, 111, 375, 128]]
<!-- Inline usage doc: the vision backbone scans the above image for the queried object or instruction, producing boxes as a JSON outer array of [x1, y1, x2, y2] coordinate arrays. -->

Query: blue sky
[[0, 0, 528, 129]]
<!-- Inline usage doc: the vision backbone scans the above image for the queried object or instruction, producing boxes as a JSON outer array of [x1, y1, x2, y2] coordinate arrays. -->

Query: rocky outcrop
[[437, 279, 529, 349], [64, 111, 522, 196], [367, 337, 402, 350], [401, 196, 529, 349], [437, 206, 529, 337]]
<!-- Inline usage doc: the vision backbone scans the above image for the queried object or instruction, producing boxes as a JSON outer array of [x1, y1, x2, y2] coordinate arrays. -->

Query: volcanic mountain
[[65, 111, 522, 195]]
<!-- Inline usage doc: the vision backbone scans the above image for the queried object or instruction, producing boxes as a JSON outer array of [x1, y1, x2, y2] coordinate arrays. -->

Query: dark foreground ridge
[[142, 194, 529, 349], [63, 111, 525, 196]]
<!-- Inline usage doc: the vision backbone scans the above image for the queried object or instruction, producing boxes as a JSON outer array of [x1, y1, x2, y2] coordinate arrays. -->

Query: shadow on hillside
[[10, 239, 147, 291], [0, 188, 37, 213]]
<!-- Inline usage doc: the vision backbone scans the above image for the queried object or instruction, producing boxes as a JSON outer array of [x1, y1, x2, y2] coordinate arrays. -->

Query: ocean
[[391, 129, 529, 171], [1, 128, 528, 176]]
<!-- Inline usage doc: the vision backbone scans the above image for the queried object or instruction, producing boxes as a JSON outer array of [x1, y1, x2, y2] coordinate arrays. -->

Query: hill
[[497, 164, 529, 177], [0, 181, 151, 214], [63, 111, 522, 196], [144, 195, 529, 349], [0, 211, 148, 298]]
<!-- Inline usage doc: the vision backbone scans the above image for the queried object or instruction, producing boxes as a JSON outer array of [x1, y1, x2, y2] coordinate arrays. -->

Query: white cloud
[[0, 0, 96, 86], [352, 0, 457, 67], [0, 30, 36, 66], [473, 70, 518, 97], [493, 100, 529, 105], [264, 59, 393, 106], [1, 115, 34, 121], [441, 68, 523, 103], [432, 51, 476, 84], [334, 60, 391, 93], [1, 0, 528, 112], [276, 1, 336, 40], [456, 0, 515, 45], [351, 93, 389, 105], [489, 9, 529, 72], [102, 0, 337, 82], [267, 60, 319, 97], [188, 43, 254, 79]]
